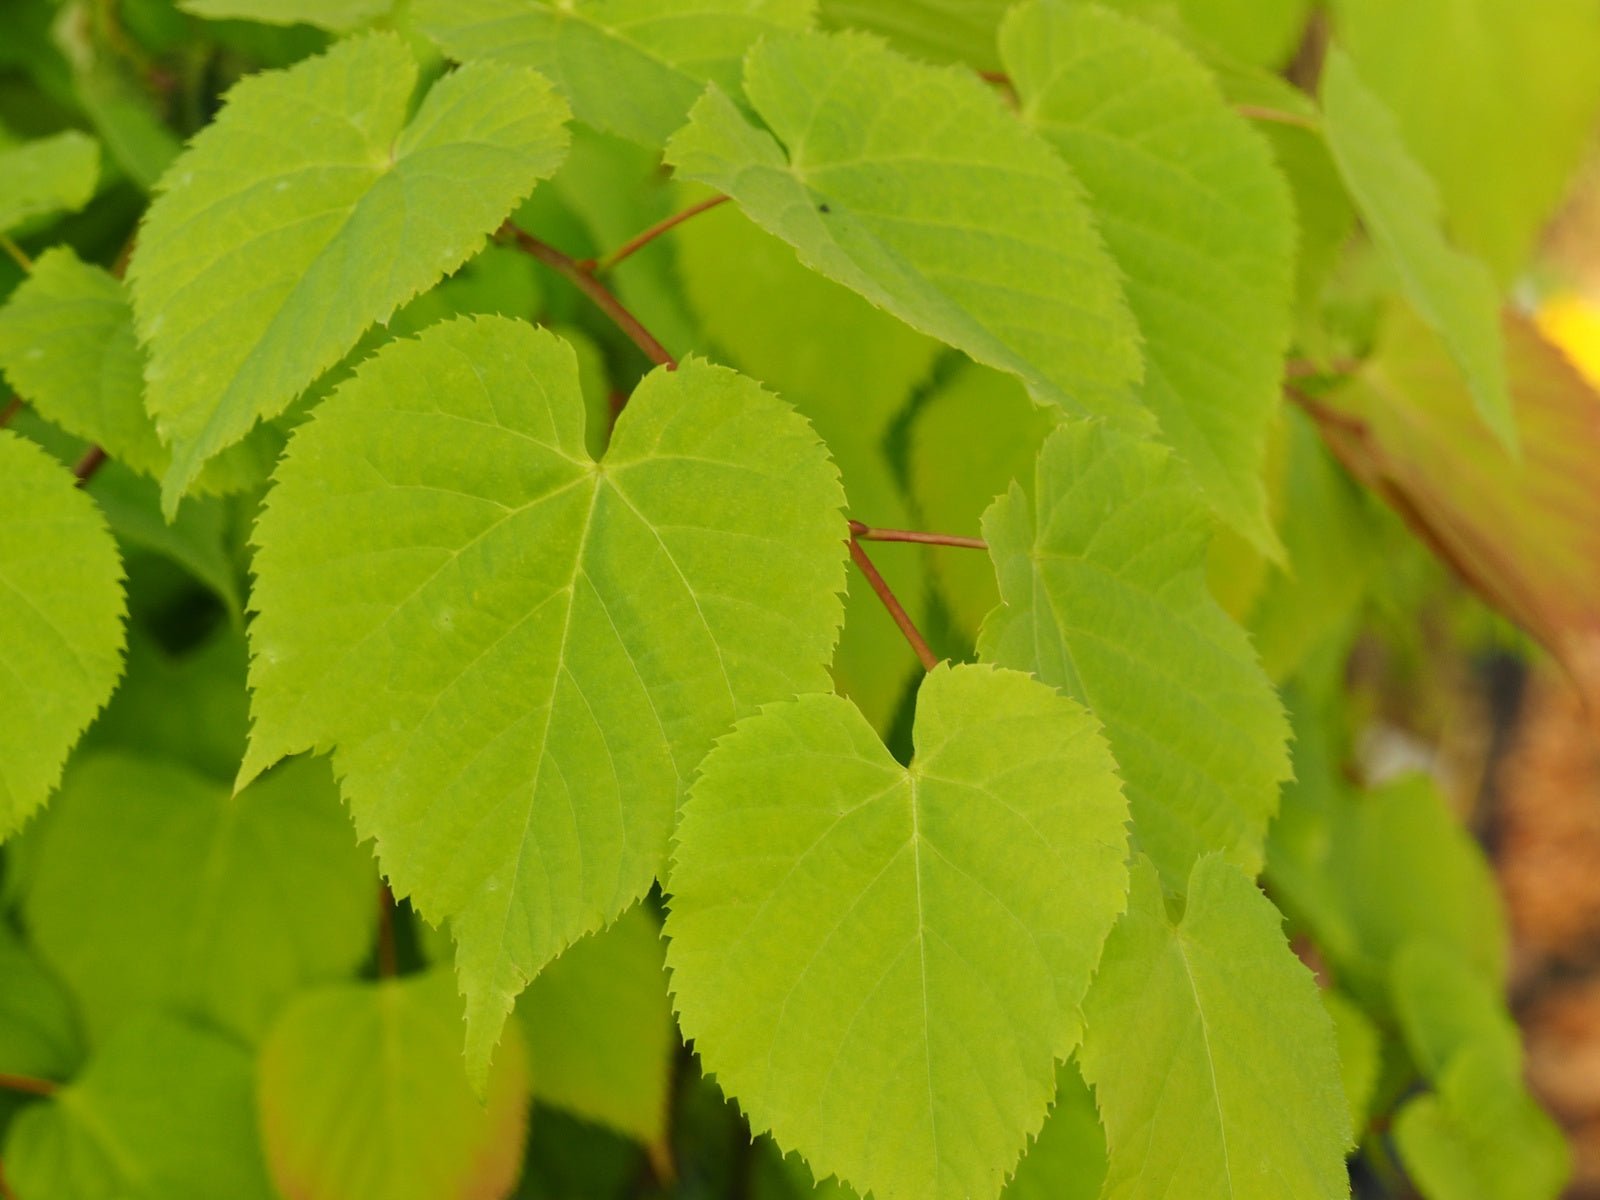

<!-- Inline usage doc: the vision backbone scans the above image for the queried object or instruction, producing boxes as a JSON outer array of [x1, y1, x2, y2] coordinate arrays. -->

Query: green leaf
[[176, 0, 391, 29], [22, 751, 375, 1044], [3, 1013, 276, 1200], [245, 315, 846, 1083], [979, 419, 1290, 887], [0, 924, 82, 1081], [665, 30, 1144, 422], [0, 431, 125, 841], [1002, 1060, 1105, 1200], [1330, 0, 1600, 282], [0, 130, 98, 232], [413, 0, 812, 149], [127, 32, 572, 508], [816, 0, 1010, 71], [1390, 941, 1520, 1085], [1002, 2, 1295, 553], [1394, 1049, 1569, 1200], [0, 246, 288, 499], [1079, 855, 1351, 1200], [1268, 771, 1507, 1002], [1319, 48, 1514, 449], [1323, 989, 1380, 1134], [516, 903, 676, 1147], [258, 971, 529, 1200], [667, 663, 1130, 1200], [909, 362, 1056, 641]]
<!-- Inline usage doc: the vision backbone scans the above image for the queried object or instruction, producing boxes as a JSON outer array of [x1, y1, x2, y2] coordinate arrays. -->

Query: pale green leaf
[[3, 1013, 276, 1200], [516, 903, 676, 1146], [1003, 2, 1295, 552], [0, 246, 286, 498], [665, 31, 1144, 421], [177, 0, 390, 29], [667, 663, 1130, 1200], [258, 971, 529, 1200], [1079, 854, 1350, 1200], [1002, 1059, 1105, 1200], [0, 130, 98, 232], [128, 32, 572, 508], [1390, 941, 1520, 1085], [979, 419, 1290, 886], [909, 362, 1057, 641], [817, 0, 1010, 70], [1322, 989, 1380, 1134], [0, 431, 125, 841], [245, 315, 846, 1083], [1319, 48, 1513, 449], [1394, 1050, 1569, 1200], [1096, 0, 1312, 68], [414, 0, 812, 148], [22, 751, 375, 1044], [1331, 0, 1600, 282], [0, 924, 81, 1081]]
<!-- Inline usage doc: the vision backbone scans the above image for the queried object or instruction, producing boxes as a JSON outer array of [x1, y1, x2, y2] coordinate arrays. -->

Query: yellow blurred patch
[[1535, 292, 1600, 390]]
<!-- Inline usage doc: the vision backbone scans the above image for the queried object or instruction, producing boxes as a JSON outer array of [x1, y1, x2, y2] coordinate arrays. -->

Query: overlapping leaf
[[23, 751, 374, 1044], [245, 315, 847, 1082], [177, 0, 390, 28], [127, 32, 571, 507], [979, 420, 1289, 886], [258, 971, 528, 1200], [666, 30, 1144, 422], [1002, 2, 1295, 552], [1079, 855, 1350, 1200], [667, 664, 1129, 1200], [416, 0, 811, 149], [1320, 49, 1513, 448], [0, 130, 98, 232], [0, 432, 125, 840]]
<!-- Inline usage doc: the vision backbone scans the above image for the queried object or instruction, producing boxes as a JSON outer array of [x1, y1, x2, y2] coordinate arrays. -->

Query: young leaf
[[127, 32, 571, 508], [0, 432, 125, 841], [667, 663, 1130, 1200], [1390, 941, 1521, 1086], [257, 971, 529, 1200], [1079, 855, 1351, 1200], [1394, 1049, 1569, 1200], [23, 752, 375, 1044], [1319, 48, 1514, 449], [3, 1013, 276, 1200], [666, 30, 1144, 422], [979, 420, 1290, 888], [1002, 2, 1296, 554], [516, 903, 677, 1147], [0, 130, 98, 232], [414, 0, 812, 149], [245, 315, 847, 1083]]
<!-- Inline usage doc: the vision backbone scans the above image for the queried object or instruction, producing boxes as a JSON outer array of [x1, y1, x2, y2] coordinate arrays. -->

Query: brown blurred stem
[[850, 537, 938, 671]]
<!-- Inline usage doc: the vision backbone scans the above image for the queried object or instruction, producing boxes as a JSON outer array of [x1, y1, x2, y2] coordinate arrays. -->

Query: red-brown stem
[[0, 1072, 56, 1098], [502, 226, 676, 369], [850, 537, 938, 671], [978, 70, 1011, 85], [72, 445, 107, 486], [0, 397, 21, 428], [1235, 103, 1320, 131], [591, 195, 729, 274], [849, 519, 986, 550], [376, 884, 397, 978]]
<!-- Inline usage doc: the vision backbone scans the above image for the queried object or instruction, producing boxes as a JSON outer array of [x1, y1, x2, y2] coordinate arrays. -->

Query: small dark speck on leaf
[[818, 203, 831, 213]]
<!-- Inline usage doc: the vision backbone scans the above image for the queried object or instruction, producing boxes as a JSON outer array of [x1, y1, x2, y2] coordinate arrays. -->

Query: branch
[[0, 1072, 56, 1098], [501, 225, 676, 369], [0, 397, 21, 428], [590, 195, 729, 274], [850, 537, 938, 671], [73, 444, 108, 486], [1235, 103, 1319, 131], [849, 519, 986, 550]]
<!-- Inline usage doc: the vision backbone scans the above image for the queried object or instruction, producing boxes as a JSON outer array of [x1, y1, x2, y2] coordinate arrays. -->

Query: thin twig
[[1284, 356, 1361, 380], [72, 445, 108, 486], [501, 225, 676, 369], [376, 884, 398, 978], [850, 537, 938, 671], [0, 235, 31, 273], [849, 519, 986, 550], [590, 195, 729, 274], [0, 1072, 56, 1098], [1235, 103, 1320, 131], [0, 397, 21, 428]]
